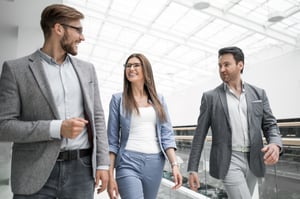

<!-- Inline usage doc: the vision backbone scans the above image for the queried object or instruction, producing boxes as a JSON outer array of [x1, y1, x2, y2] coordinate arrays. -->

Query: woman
[[106, 53, 182, 199]]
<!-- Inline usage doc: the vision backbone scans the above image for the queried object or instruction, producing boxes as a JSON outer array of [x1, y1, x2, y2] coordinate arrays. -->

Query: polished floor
[[1, 142, 299, 199], [0, 142, 204, 199]]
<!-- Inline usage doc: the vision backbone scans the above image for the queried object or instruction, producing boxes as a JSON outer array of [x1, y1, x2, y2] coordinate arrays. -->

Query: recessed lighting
[[268, 12, 284, 22], [193, 1, 210, 10]]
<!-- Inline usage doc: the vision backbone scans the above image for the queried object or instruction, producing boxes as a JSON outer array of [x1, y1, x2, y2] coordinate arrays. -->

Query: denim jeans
[[116, 150, 165, 199], [13, 155, 94, 199]]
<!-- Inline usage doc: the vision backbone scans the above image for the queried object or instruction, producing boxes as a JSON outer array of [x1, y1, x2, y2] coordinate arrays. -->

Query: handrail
[[278, 122, 300, 127], [175, 136, 300, 146], [174, 121, 300, 130]]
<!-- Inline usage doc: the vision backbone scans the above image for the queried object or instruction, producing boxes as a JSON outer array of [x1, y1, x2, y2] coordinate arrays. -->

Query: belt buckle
[[57, 150, 77, 161]]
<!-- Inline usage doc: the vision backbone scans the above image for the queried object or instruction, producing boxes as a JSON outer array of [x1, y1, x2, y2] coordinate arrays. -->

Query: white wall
[[0, 26, 18, 72], [166, 48, 300, 126]]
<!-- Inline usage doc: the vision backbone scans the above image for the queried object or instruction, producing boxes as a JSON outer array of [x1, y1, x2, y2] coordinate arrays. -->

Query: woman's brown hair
[[122, 53, 167, 122]]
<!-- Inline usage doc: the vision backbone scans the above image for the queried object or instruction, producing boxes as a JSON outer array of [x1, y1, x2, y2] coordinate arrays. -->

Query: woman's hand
[[107, 178, 119, 199], [171, 164, 182, 190]]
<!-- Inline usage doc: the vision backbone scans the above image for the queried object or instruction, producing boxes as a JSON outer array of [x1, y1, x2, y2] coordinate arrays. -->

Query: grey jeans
[[222, 151, 257, 199], [13, 155, 94, 199]]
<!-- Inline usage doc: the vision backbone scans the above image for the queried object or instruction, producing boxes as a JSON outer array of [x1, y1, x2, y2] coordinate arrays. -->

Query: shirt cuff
[[97, 165, 109, 170], [50, 120, 63, 139]]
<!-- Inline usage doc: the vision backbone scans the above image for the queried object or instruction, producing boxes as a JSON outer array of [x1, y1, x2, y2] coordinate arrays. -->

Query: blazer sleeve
[[159, 95, 177, 151], [261, 89, 282, 147], [92, 65, 110, 167], [0, 61, 52, 142], [187, 92, 211, 172], [107, 94, 121, 155]]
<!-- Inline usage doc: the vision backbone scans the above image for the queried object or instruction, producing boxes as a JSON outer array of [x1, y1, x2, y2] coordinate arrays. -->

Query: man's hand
[[261, 143, 280, 165], [60, 118, 88, 139], [188, 172, 200, 192], [95, 170, 109, 194]]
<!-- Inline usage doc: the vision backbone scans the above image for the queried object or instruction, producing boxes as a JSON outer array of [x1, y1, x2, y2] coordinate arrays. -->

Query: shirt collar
[[223, 81, 246, 93], [38, 49, 70, 65]]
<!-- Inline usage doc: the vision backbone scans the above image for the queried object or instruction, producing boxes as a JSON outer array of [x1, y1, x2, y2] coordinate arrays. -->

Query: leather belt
[[232, 146, 250, 152], [57, 148, 92, 161]]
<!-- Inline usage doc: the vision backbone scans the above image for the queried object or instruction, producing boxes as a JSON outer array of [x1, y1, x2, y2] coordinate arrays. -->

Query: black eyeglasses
[[124, 63, 142, 69], [61, 24, 83, 34]]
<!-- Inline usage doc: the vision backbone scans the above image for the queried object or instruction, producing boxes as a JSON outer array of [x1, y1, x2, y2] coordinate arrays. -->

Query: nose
[[219, 65, 225, 72], [80, 34, 85, 41], [129, 65, 135, 69]]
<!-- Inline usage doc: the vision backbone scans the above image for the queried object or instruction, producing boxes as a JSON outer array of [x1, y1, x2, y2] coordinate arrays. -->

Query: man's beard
[[60, 33, 77, 56]]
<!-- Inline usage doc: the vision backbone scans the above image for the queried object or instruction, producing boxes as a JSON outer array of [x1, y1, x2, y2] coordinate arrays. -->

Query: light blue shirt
[[38, 50, 90, 150]]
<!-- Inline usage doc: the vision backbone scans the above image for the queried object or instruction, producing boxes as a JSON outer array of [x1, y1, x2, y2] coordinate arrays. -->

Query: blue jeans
[[13, 156, 94, 199], [116, 150, 165, 199]]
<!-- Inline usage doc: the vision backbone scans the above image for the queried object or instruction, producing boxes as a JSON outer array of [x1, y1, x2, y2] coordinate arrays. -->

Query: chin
[[69, 51, 78, 56]]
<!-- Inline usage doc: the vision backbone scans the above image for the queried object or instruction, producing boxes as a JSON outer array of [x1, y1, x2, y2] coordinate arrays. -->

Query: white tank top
[[125, 106, 161, 154]]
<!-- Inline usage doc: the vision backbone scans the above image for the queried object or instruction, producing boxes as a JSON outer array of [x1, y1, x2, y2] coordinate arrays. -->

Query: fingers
[[108, 188, 119, 199], [61, 117, 88, 139], [96, 170, 109, 194], [97, 185, 104, 194], [172, 172, 183, 190], [107, 179, 119, 199], [262, 144, 280, 165], [188, 173, 200, 191]]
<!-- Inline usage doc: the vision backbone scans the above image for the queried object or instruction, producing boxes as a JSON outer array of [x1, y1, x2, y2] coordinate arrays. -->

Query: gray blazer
[[0, 51, 109, 194], [187, 83, 282, 179]]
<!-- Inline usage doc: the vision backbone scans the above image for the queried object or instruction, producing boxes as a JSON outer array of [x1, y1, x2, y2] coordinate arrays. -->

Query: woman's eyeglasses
[[124, 63, 141, 69]]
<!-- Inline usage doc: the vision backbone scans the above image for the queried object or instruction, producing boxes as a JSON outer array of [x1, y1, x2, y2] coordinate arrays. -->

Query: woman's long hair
[[122, 53, 167, 122]]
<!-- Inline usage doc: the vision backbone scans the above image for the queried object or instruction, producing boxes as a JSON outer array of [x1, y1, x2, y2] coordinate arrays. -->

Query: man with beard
[[187, 46, 282, 199], [0, 4, 109, 199]]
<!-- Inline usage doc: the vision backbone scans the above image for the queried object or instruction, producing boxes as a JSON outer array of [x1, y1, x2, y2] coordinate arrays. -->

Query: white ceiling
[[62, 0, 300, 105], [1, 0, 300, 107]]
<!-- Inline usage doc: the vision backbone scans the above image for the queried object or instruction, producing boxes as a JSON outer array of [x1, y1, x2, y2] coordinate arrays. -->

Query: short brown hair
[[40, 4, 84, 39]]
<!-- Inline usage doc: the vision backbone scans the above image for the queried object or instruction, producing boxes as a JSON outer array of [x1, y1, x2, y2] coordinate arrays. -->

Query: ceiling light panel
[[131, 0, 169, 23], [267, 0, 293, 11], [179, 49, 207, 64], [134, 34, 159, 50], [171, 9, 211, 34], [230, 4, 267, 23], [148, 38, 178, 55], [193, 18, 230, 42], [208, 0, 231, 9], [117, 27, 141, 47], [166, 45, 191, 60], [152, 2, 189, 31], [110, 0, 139, 20]]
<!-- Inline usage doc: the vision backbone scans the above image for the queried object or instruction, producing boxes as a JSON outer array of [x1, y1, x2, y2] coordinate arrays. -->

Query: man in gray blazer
[[0, 4, 109, 198], [187, 46, 282, 199]]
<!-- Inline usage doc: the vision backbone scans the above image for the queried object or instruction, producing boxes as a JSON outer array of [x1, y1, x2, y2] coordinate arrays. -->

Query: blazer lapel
[[217, 84, 231, 128], [70, 58, 92, 114], [244, 83, 255, 139], [28, 52, 60, 119]]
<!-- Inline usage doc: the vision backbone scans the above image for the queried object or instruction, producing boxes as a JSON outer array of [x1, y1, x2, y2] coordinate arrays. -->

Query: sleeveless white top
[[125, 106, 161, 153]]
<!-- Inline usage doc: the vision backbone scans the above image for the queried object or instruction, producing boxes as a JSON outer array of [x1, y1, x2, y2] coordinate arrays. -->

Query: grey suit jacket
[[187, 83, 282, 179], [0, 51, 109, 194]]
